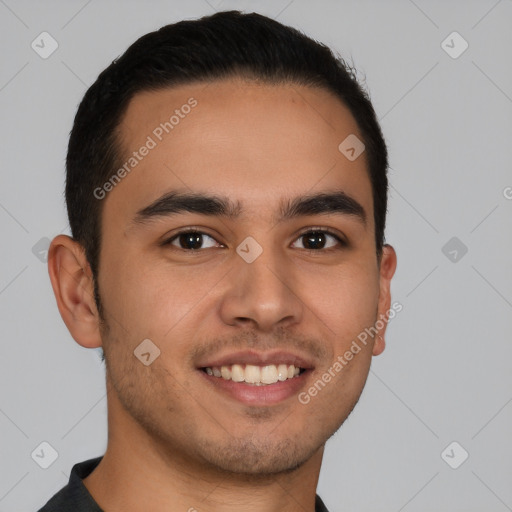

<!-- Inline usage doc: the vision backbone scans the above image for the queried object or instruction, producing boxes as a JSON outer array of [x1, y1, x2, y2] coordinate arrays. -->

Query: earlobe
[[373, 244, 397, 356], [373, 334, 385, 356], [47, 235, 102, 349]]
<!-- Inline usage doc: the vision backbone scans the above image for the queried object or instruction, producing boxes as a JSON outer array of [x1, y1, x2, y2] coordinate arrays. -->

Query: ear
[[47, 235, 102, 349], [373, 244, 397, 356]]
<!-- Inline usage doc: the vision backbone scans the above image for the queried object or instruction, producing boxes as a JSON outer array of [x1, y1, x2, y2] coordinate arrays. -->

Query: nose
[[218, 244, 304, 332]]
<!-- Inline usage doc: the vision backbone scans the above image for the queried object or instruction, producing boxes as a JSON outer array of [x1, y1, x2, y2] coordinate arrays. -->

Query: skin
[[48, 78, 396, 512]]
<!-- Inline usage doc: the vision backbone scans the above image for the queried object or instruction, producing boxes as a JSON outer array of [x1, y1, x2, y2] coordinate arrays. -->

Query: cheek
[[303, 261, 380, 343], [99, 251, 226, 341]]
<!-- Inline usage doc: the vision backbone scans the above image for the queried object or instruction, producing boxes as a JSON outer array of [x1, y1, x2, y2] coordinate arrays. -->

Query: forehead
[[107, 78, 373, 224], [119, 78, 362, 148]]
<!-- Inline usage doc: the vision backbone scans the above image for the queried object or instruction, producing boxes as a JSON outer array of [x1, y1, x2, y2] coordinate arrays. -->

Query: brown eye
[[291, 230, 344, 251], [165, 231, 220, 250]]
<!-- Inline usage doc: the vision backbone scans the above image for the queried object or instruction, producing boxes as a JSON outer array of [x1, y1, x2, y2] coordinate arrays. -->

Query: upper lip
[[197, 350, 315, 370]]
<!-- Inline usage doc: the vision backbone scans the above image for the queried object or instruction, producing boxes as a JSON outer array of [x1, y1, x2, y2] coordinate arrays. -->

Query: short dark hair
[[66, 10, 388, 305]]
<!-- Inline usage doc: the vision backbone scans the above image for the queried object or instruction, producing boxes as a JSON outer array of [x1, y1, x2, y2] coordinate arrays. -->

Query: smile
[[202, 364, 306, 386]]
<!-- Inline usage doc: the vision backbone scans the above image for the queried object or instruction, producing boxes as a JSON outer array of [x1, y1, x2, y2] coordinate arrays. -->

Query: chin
[[194, 433, 324, 477]]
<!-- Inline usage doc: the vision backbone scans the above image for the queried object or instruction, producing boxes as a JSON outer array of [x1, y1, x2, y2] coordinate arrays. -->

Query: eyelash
[[161, 227, 347, 253]]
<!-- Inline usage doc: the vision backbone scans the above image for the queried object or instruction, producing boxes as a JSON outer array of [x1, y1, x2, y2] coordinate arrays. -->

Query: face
[[93, 78, 395, 475]]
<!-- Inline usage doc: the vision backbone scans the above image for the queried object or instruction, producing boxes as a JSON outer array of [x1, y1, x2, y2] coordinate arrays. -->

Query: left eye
[[291, 230, 343, 251]]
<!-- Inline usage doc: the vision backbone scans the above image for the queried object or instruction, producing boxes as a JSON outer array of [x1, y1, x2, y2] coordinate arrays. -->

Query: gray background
[[1, 0, 511, 511]]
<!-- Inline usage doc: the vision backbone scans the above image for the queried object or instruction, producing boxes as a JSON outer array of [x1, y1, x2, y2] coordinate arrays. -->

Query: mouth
[[196, 351, 314, 405]]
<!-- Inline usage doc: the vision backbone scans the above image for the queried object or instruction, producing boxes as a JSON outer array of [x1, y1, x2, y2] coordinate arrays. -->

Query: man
[[41, 9, 396, 512]]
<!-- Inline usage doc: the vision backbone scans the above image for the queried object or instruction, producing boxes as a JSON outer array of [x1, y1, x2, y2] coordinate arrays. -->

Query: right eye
[[162, 230, 223, 251]]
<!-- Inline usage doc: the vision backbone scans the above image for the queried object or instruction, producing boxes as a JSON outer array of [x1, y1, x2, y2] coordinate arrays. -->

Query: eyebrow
[[131, 189, 366, 227]]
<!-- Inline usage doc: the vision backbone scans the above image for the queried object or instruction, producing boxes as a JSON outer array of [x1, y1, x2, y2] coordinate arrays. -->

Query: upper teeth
[[204, 364, 301, 385]]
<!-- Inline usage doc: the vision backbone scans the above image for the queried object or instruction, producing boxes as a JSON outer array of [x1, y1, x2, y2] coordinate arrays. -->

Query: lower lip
[[198, 370, 312, 406]]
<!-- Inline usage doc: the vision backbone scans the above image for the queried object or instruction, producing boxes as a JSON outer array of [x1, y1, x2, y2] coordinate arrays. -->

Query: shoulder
[[315, 494, 330, 512], [36, 457, 103, 512]]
